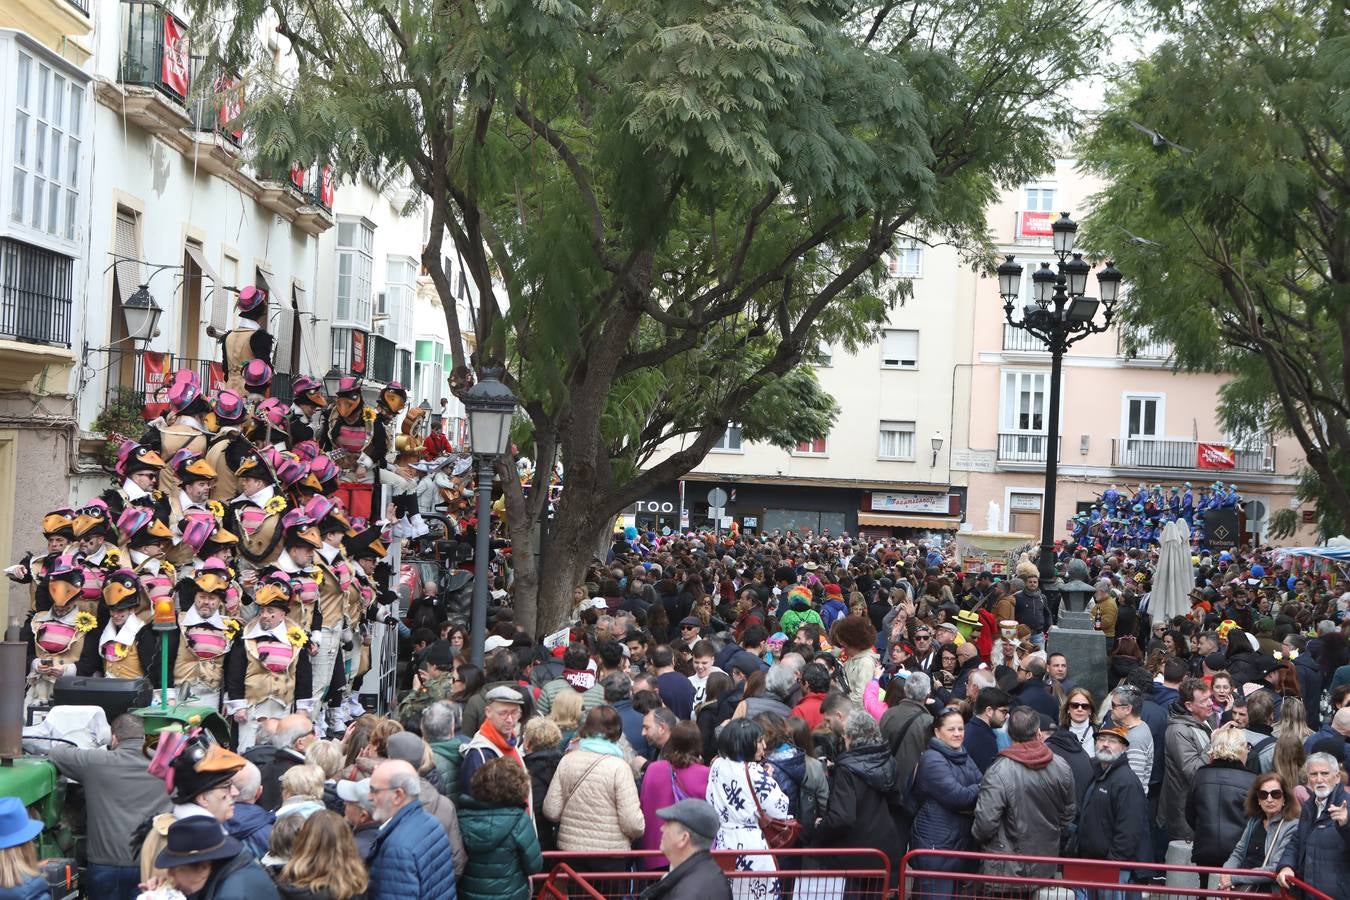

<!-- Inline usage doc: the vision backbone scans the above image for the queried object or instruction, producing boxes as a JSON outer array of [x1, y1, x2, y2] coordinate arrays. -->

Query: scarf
[[476, 717, 523, 766], [562, 668, 595, 692], [578, 736, 624, 758]]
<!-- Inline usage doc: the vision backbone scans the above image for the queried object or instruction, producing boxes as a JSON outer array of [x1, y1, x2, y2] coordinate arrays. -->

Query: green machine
[[0, 634, 70, 860]]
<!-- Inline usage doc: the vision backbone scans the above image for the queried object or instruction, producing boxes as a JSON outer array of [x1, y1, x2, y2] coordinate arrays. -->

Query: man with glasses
[[1276, 752, 1350, 899], [1074, 726, 1147, 896], [367, 759, 458, 900], [965, 687, 1012, 773], [1107, 687, 1153, 793], [908, 626, 938, 673]]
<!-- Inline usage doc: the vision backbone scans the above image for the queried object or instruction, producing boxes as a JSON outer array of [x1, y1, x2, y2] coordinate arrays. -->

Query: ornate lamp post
[[462, 368, 517, 665], [997, 213, 1123, 581]]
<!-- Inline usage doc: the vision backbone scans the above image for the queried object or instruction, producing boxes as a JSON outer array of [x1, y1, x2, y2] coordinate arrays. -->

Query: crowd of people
[[2, 290, 1349, 899], [1069, 480, 1244, 550]]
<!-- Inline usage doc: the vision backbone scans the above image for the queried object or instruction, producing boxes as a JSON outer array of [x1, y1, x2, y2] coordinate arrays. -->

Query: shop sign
[[871, 492, 953, 515]]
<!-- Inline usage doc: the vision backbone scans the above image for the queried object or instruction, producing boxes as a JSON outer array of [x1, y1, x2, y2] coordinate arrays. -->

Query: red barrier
[[898, 849, 1337, 900], [534, 847, 893, 899]]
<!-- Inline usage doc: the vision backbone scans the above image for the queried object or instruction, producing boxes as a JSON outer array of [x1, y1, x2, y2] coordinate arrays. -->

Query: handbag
[[744, 762, 801, 849]]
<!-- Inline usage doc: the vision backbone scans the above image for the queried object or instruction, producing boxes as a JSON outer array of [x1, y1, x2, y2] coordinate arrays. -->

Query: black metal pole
[[1038, 338, 1064, 583], [469, 458, 493, 667]]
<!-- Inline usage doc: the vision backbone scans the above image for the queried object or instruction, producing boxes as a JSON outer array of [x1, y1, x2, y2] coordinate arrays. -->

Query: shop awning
[[857, 512, 962, 530]]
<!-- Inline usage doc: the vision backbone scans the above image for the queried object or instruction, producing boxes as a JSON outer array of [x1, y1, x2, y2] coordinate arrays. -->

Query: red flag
[[161, 15, 190, 97], [1197, 443, 1236, 469]]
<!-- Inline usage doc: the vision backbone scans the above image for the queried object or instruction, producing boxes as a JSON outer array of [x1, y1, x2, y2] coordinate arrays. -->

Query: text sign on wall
[[870, 492, 954, 515]]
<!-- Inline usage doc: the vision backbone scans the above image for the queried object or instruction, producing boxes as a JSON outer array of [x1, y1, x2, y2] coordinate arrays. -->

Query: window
[[1001, 370, 1049, 433], [0, 238, 73, 346], [1125, 394, 1162, 440], [794, 437, 827, 456], [11, 48, 84, 244], [414, 339, 445, 407], [331, 326, 352, 372], [385, 255, 417, 348], [815, 339, 832, 367], [1024, 187, 1056, 212], [886, 242, 922, 278], [335, 218, 374, 326], [881, 329, 918, 368], [220, 252, 239, 329], [878, 420, 916, 460], [711, 424, 743, 452]]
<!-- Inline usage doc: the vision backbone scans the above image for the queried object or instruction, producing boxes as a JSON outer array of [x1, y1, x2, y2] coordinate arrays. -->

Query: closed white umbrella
[[1150, 519, 1194, 622]]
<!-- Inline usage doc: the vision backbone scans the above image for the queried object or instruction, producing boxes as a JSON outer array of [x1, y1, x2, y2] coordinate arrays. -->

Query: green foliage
[[1080, 0, 1350, 537], [91, 387, 148, 468]]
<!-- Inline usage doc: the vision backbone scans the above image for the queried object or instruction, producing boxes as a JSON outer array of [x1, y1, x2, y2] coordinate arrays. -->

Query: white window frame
[[792, 436, 828, 457], [1000, 368, 1061, 435], [886, 241, 923, 278], [9, 41, 87, 251], [880, 328, 919, 369], [384, 255, 418, 349], [335, 217, 374, 328], [878, 420, 916, 460], [1121, 392, 1165, 441], [710, 424, 743, 454], [1024, 185, 1056, 212]]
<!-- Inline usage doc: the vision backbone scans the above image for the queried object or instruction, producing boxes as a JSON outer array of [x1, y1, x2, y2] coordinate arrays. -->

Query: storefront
[[857, 490, 965, 538]]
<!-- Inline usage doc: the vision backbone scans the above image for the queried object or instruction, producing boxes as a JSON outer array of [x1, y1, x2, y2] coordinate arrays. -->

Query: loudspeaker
[[52, 676, 152, 721]]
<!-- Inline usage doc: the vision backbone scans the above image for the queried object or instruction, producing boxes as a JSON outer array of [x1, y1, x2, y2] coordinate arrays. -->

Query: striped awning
[[857, 512, 961, 530]]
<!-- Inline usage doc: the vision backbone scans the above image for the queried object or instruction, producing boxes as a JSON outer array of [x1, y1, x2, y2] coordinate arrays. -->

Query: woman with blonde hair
[[1272, 696, 1313, 743], [276, 764, 327, 820], [547, 686, 584, 746], [275, 810, 370, 900], [0, 797, 46, 900], [1185, 727, 1257, 882], [305, 738, 347, 812]]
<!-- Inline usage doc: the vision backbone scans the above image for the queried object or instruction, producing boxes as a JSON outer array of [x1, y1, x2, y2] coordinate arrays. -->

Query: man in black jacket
[[640, 799, 732, 899], [1015, 574, 1050, 647], [1074, 726, 1147, 880]]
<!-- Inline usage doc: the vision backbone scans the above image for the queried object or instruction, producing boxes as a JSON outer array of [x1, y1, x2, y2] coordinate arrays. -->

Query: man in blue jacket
[[1276, 752, 1350, 900], [368, 759, 458, 900]]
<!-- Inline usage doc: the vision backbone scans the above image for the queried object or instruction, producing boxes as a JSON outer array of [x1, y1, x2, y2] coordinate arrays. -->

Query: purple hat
[[291, 440, 321, 462], [243, 359, 273, 390], [335, 377, 362, 397], [116, 441, 165, 478], [255, 397, 288, 430], [236, 284, 267, 316], [308, 455, 339, 486], [167, 370, 204, 413], [211, 388, 247, 424]]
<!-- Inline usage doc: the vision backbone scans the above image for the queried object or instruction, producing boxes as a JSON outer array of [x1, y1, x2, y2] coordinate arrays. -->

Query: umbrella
[[1149, 519, 1194, 622]]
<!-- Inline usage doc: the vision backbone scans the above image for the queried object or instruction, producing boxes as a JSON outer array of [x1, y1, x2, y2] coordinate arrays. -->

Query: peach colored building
[[957, 159, 1311, 546]]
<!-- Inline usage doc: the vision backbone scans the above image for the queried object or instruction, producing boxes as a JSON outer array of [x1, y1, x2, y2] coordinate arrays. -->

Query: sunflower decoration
[[206, 500, 225, 520], [286, 625, 308, 649], [223, 618, 241, 642], [108, 642, 130, 660], [73, 611, 98, 634], [161, 561, 176, 578], [102, 548, 121, 568], [362, 406, 377, 424], [312, 569, 324, 587], [264, 495, 288, 516]]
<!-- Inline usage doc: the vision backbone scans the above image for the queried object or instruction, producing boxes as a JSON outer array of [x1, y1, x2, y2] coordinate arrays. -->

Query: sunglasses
[[1068, 702, 1092, 710], [1257, 789, 1284, 800]]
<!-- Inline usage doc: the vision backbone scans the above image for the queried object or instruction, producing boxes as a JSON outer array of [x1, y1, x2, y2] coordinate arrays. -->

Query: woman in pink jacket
[[638, 721, 711, 868]]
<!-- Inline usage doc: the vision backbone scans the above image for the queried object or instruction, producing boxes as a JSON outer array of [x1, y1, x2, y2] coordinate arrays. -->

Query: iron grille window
[[0, 238, 74, 346]]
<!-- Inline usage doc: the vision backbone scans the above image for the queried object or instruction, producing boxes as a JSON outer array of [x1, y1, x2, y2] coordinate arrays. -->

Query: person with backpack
[[638, 722, 711, 869]]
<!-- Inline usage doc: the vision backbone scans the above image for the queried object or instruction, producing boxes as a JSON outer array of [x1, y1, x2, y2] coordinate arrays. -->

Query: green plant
[[91, 386, 148, 468]]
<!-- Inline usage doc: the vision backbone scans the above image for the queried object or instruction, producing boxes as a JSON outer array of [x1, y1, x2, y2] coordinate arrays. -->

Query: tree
[[1080, 0, 1350, 538], [190, 0, 1107, 632]]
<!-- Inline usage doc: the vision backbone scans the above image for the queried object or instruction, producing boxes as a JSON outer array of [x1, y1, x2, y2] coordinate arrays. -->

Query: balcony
[[101, 1, 193, 139], [997, 432, 1060, 464], [292, 165, 335, 236], [0, 238, 76, 388], [1117, 331, 1174, 362], [2, 0, 93, 62], [369, 333, 397, 384], [1111, 438, 1275, 473], [1002, 323, 1047, 353], [97, 348, 296, 414]]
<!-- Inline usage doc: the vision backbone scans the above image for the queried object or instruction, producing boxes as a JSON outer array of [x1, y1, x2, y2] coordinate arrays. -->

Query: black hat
[[343, 526, 388, 560], [155, 816, 243, 869], [169, 736, 247, 804], [424, 640, 455, 669]]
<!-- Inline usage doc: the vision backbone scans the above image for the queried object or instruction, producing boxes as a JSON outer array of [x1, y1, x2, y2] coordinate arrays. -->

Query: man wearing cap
[[335, 777, 381, 858], [102, 440, 166, 521], [139, 735, 250, 884], [229, 449, 288, 567], [222, 284, 274, 395], [322, 377, 385, 476], [637, 799, 732, 899], [286, 375, 328, 445], [1074, 726, 1148, 880], [309, 506, 358, 728], [165, 557, 238, 709], [398, 639, 457, 725], [7, 506, 73, 611], [223, 568, 314, 751], [461, 684, 529, 797], [384, 731, 467, 877]]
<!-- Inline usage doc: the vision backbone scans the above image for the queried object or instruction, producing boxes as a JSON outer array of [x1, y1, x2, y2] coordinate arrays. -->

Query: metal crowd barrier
[[534, 847, 894, 899], [898, 849, 1335, 900]]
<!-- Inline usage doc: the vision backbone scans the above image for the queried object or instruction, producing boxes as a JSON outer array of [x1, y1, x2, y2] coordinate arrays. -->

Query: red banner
[[142, 352, 171, 420], [1020, 210, 1054, 237], [217, 75, 244, 141], [289, 164, 306, 191], [351, 331, 367, 374], [320, 165, 335, 208], [207, 362, 225, 392], [1197, 442, 1236, 469], [161, 15, 190, 97]]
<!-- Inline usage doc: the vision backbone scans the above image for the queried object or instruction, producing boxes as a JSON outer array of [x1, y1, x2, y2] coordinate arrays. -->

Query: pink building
[[958, 161, 1313, 546]]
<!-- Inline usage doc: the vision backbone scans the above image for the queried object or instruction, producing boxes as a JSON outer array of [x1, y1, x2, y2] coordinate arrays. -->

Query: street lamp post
[[463, 368, 517, 666], [997, 213, 1123, 582]]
